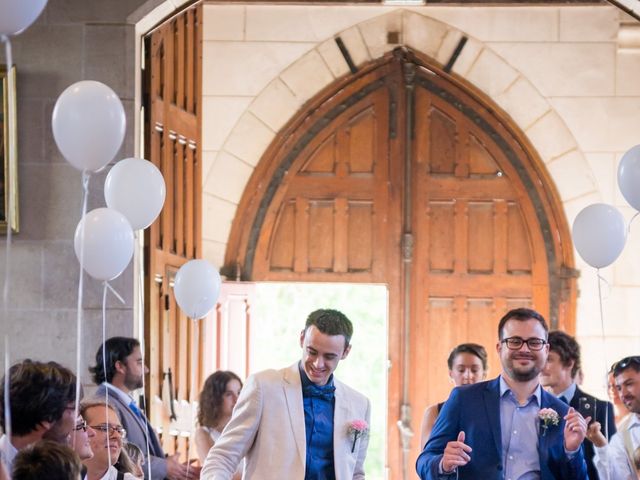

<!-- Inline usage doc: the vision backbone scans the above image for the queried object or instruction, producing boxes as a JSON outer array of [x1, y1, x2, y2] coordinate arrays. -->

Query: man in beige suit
[[201, 309, 371, 480]]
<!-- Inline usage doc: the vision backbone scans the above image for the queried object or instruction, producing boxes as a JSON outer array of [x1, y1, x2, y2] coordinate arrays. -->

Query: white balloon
[[572, 203, 626, 269], [52, 81, 125, 172], [173, 260, 221, 319], [0, 0, 47, 36], [105, 158, 166, 230], [618, 145, 640, 211], [74, 208, 134, 281]]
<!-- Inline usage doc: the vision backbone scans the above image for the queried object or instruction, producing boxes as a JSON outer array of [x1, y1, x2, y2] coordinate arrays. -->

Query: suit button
[[497, 465, 503, 471]]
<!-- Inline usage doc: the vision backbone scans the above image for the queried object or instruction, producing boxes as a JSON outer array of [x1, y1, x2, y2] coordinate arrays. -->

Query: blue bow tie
[[303, 383, 336, 401]]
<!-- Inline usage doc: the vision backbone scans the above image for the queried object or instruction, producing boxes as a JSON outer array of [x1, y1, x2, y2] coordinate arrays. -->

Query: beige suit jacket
[[200, 362, 371, 480]]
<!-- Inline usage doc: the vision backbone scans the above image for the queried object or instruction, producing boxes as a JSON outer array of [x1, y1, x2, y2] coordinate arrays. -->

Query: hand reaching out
[[441, 431, 472, 473]]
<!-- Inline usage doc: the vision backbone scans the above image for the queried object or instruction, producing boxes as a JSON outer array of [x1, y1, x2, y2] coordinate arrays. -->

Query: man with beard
[[416, 308, 589, 479], [0, 359, 77, 474], [589, 356, 640, 479], [90, 337, 198, 480]]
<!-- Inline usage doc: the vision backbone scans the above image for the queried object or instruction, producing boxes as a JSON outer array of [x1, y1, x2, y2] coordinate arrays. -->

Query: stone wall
[[0, 0, 148, 387], [198, 4, 640, 399]]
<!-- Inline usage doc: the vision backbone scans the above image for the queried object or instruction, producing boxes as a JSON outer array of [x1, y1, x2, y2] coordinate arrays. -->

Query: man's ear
[[299, 329, 306, 348], [341, 343, 352, 360], [114, 360, 127, 375], [37, 421, 53, 433]]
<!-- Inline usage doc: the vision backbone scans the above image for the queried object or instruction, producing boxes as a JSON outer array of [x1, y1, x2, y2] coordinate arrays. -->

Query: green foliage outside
[[251, 282, 388, 480]]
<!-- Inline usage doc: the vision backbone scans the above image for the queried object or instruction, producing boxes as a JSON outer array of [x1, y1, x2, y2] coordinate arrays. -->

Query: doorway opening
[[250, 282, 388, 479]]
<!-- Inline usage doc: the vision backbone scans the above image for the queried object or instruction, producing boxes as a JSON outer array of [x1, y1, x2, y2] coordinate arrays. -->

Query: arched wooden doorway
[[224, 47, 577, 479]]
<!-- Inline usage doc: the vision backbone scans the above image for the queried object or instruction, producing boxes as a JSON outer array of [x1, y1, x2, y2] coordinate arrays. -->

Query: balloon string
[[1, 36, 14, 315], [73, 172, 91, 430], [103, 281, 126, 304], [102, 281, 112, 468], [596, 271, 612, 300], [627, 211, 640, 236], [1, 36, 14, 474], [3, 335, 11, 467], [136, 250, 153, 480], [596, 269, 611, 441], [186, 321, 199, 478]]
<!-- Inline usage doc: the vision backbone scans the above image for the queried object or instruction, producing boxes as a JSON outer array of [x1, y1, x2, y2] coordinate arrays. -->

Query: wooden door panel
[[253, 80, 391, 282], [145, 4, 202, 462], [224, 50, 576, 480]]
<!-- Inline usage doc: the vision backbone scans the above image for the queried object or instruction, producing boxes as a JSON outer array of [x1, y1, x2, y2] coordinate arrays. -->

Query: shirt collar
[[556, 382, 577, 403], [499, 375, 542, 405], [298, 361, 334, 388], [104, 382, 134, 404]]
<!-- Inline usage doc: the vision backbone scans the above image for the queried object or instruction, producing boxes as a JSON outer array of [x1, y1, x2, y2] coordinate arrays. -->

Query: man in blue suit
[[416, 307, 589, 480]]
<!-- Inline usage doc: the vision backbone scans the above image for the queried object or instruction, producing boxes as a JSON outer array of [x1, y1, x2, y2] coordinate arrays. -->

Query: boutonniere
[[348, 420, 369, 453], [538, 408, 560, 436]]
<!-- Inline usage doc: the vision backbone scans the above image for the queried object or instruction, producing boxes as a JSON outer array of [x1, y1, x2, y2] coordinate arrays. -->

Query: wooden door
[[224, 48, 576, 479], [144, 3, 203, 460]]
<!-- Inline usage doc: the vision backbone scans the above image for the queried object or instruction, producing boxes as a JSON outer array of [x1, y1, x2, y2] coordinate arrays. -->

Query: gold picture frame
[[0, 65, 18, 233]]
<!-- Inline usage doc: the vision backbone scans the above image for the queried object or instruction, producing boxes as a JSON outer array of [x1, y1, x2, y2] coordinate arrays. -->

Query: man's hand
[[166, 453, 201, 480], [586, 421, 608, 447], [563, 407, 589, 452], [441, 431, 472, 473]]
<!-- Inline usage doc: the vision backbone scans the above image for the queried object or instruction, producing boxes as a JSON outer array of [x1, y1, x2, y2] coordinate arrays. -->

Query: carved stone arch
[[223, 46, 578, 475]]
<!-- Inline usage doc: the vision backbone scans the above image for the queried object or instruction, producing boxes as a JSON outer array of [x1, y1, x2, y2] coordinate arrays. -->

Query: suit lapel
[[283, 363, 306, 468], [333, 382, 351, 480], [483, 379, 502, 459]]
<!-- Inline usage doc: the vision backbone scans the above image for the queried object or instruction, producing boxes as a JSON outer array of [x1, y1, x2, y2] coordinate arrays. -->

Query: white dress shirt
[[0, 434, 17, 474], [593, 413, 640, 480]]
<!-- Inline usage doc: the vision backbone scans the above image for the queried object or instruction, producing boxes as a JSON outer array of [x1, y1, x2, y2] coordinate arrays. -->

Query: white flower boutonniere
[[538, 408, 560, 436], [348, 420, 369, 453]]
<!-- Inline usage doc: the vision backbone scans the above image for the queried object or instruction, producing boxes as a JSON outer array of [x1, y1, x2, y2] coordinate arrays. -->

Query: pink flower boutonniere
[[538, 408, 560, 436], [348, 420, 369, 453]]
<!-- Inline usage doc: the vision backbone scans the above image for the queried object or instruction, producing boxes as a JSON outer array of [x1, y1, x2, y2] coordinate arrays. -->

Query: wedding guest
[[589, 356, 640, 479], [69, 414, 96, 461], [417, 307, 589, 479], [540, 330, 615, 479], [90, 337, 198, 479], [607, 369, 630, 425], [194, 371, 243, 472], [115, 444, 143, 478], [419, 343, 488, 446], [121, 443, 145, 478], [0, 359, 77, 473], [201, 308, 371, 479], [80, 400, 139, 480], [13, 440, 82, 480]]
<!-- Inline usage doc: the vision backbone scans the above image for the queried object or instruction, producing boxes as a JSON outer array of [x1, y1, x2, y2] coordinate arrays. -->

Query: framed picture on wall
[[0, 65, 18, 233]]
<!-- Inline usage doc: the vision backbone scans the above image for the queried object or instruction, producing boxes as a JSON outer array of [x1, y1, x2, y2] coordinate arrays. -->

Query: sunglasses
[[611, 356, 640, 376]]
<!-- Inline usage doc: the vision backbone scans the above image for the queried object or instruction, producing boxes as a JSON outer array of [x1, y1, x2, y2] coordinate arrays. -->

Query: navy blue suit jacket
[[416, 377, 588, 480]]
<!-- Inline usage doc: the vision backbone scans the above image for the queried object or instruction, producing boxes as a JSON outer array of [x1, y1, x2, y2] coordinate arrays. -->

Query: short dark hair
[[0, 360, 76, 436], [497, 307, 548, 340], [197, 371, 243, 428], [547, 330, 581, 378], [89, 337, 140, 384], [612, 356, 640, 377], [447, 343, 488, 371], [305, 309, 353, 347], [13, 440, 81, 480]]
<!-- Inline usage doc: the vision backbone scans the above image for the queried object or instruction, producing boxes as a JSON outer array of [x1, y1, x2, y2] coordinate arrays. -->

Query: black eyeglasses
[[501, 337, 547, 351], [90, 424, 127, 439], [73, 420, 87, 432], [611, 356, 640, 375]]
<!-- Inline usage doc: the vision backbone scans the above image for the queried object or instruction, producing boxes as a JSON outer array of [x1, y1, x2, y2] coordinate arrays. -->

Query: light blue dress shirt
[[556, 383, 577, 405], [499, 376, 542, 480]]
